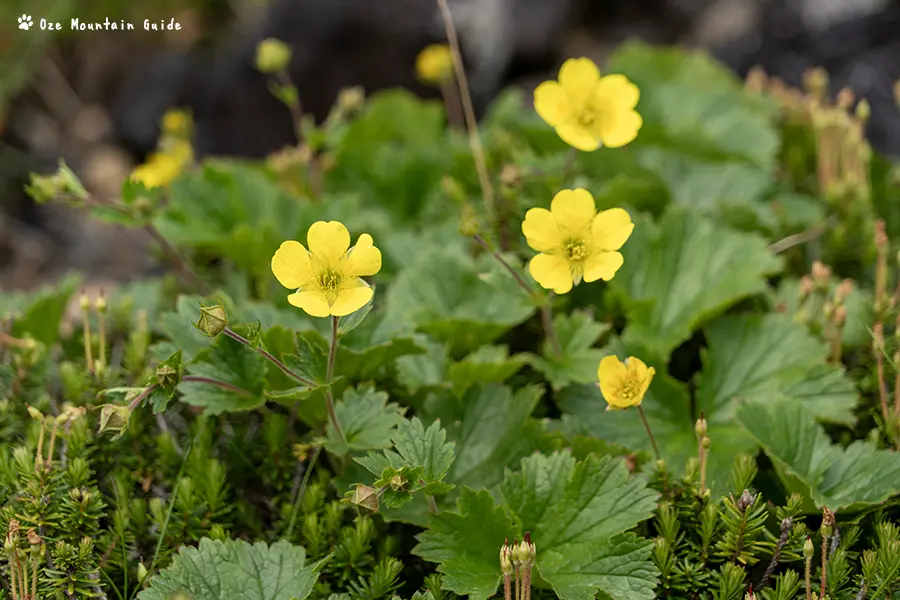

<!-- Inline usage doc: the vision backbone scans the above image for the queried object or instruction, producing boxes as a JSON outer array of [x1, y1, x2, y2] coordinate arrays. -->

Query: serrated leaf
[[319, 384, 405, 455], [611, 206, 782, 358], [696, 314, 858, 425], [413, 488, 518, 600], [737, 400, 900, 512], [138, 538, 322, 600], [283, 330, 330, 384], [415, 453, 659, 600], [447, 345, 531, 394], [178, 333, 268, 414], [438, 384, 544, 491], [531, 310, 609, 390], [356, 417, 456, 498], [376, 247, 535, 354]]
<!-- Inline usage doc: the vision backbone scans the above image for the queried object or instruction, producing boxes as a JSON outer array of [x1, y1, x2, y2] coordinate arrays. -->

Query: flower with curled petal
[[271, 221, 382, 318], [521, 188, 633, 294], [533, 57, 642, 151], [597, 355, 655, 410]]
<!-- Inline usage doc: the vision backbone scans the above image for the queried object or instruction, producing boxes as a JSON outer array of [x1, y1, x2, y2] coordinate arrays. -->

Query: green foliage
[[138, 538, 324, 600], [5, 38, 899, 600]]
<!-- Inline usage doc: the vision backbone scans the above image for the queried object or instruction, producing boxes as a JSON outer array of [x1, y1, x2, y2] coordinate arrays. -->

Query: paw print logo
[[18, 14, 33, 30]]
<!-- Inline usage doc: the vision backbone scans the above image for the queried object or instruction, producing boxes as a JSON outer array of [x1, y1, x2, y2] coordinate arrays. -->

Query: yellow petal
[[597, 355, 626, 406], [534, 81, 571, 127], [307, 221, 351, 265], [558, 57, 601, 106], [555, 123, 601, 152], [583, 251, 624, 282], [550, 188, 596, 237], [287, 290, 331, 318], [594, 74, 640, 110], [597, 109, 642, 149], [271, 240, 314, 289], [330, 283, 374, 317], [528, 253, 573, 294], [522, 207, 562, 253], [589, 207, 634, 252], [344, 233, 382, 277]]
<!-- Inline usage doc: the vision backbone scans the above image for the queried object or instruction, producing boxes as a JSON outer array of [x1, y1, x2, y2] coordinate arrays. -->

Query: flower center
[[317, 270, 342, 292], [565, 240, 589, 261], [578, 107, 597, 128], [618, 378, 640, 402]]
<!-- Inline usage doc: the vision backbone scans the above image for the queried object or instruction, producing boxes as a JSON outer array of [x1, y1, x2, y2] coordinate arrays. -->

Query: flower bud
[[799, 275, 815, 299], [834, 278, 853, 305], [98, 404, 133, 436], [836, 87, 855, 111], [415, 44, 454, 86], [95, 290, 107, 313], [137, 561, 149, 582], [79, 291, 91, 311], [195, 303, 227, 337], [26, 405, 44, 422], [804, 535, 815, 558], [458, 202, 480, 238], [855, 99, 871, 123], [255, 38, 292, 74], [694, 413, 707, 438], [156, 363, 181, 389], [500, 541, 513, 574], [701, 436, 711, 449], [336, 87, 365, 114], [834, 305, 847, 327], [348, 484, 379, 512]]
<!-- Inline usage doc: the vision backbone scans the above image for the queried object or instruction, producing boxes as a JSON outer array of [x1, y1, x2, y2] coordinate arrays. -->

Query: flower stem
[[326, 316, 347, 446], [81, 297, 94, 375], [97, 303, 107, 376], [182, 375, 254, 397], [472, 234, 537, 299], [128, 384, 159, 411], [428, 494, 439, 514], [540, 297, 562, 358], [143, 223, 211, 295], [435, 0, 495, 218], [223, 327, 317, 387], [637, 405, 661, 461]]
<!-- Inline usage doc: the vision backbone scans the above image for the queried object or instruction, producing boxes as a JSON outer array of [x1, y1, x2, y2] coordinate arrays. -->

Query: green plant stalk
[[806, 552, 813, 600], [223, 327, 317, 388], [637, 405, 661, 461], [82, 305, 94, 375], [182, 375, 254, 397], [435, 0, 495, 218], [472, 234, 562, 357], [98, 307, 107, 376], [820, 532, 829, 600], [284, 446, 322, 542], [326, 316, 347, 446], [34, 421, 45, 473]]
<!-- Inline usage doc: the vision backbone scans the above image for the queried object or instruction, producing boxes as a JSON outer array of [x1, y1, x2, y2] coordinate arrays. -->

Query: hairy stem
[[182, 375, 254, 397], [637, 405, 661, 461], [285, 446, 322, 542], [435, 0, 495, 218], [325, 316, 347, 446], [143, 224, 210, 295], [223, 327, 317, 387], [820, 532, 829, 600]]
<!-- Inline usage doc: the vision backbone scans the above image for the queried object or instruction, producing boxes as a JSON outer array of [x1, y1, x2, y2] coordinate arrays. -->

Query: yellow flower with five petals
[[597, 355, 655, 410], [521, 188, 633, 294], [271, 221, 382, 318], [534, 57, 642, 151]]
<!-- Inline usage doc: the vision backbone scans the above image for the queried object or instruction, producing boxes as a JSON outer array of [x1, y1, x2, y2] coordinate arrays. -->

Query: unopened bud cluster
[[501, 534, 537, 600]]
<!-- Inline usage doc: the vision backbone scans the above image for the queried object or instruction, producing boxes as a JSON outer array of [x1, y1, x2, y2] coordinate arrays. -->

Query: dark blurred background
[[1, 0, 899, 292]]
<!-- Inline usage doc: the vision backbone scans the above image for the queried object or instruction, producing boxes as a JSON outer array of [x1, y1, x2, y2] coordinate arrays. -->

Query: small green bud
[[500, 542, 513, 574], [855, 99, 871, 123], [156, 363, 181, 389], [195, 303, 227, 337], [804, 535, 814, 558], [98, 404, 133, 436], [137, 561, 149, 582], [95, 291, 107, 313], [701, 436, 711, 449], [694, 413, 707, 438], [27, 405, 44, 422], [256, 38, 292, 74], [79, 291, 91, 311], [389, 473, 406, 490], [336, 86, 365, 114]]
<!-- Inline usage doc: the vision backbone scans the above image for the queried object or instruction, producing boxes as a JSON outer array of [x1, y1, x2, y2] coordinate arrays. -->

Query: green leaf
[[319, 384, 405, 455], [283, 330, 330, 385], [531, 310, 610, 390], [737, 400, 900, 512], [612, 206, 782, 357], [138, 538, 323, 600], [696, 314, 858, 425], [436, 384, 544, 490], [336, 311, 428, 380], [6, 273, 80, 347], [605, 42, 779, 168], [447, 345, 532, 395], [356, 416, 456, 497], [178, 333, 268, 415], [376, 246, 536, 354], [413, 488, 518, 600], [159, 295, 218, 362], [415, 453, 659, 600]]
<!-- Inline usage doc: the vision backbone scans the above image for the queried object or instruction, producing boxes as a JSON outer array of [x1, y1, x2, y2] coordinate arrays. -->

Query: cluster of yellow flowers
[[270, 55, 652, 415], [129, 108, 194, 190]]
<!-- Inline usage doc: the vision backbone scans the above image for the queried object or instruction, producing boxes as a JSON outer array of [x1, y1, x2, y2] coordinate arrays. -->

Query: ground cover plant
[[3, 8, 900, 600]]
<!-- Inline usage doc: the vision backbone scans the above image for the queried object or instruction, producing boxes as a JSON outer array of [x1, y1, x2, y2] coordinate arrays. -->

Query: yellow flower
[[271, 221, 382, 318], [597, 355, 655, 410], [130, 152, 185, 189], [161, 109, 191, 137], [534, 57, 642, 151], [521, 188, 633, 294], [415, 44, 454, 86]]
